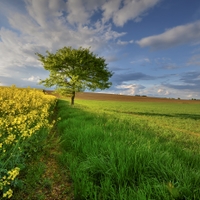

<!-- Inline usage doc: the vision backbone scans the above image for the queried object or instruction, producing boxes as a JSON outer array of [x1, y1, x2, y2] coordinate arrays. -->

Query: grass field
[[56, 95, 200, 199], [1, 88, 200, 199]]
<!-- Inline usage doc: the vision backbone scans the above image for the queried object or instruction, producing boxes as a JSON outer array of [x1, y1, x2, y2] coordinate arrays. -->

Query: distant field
[[76, 92, 200, 103], [75, 98, 200, 137], [45, 90, 200, 103], [75, 92, 200, 137]]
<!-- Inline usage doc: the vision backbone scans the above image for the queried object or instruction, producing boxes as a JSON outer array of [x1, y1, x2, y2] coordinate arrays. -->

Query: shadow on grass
[[109, 110, 200, 120]]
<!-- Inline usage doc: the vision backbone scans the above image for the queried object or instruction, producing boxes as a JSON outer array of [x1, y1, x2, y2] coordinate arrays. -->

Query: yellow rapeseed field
[[0, 85, 57, 198]]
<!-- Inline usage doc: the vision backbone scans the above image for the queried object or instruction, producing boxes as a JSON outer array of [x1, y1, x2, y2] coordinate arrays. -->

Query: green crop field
[[76, 99, 200, 137], [57, 98, 200, 200]]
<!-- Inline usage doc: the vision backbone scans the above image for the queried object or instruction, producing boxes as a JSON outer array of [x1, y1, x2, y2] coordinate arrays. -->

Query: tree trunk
[[71, 91, 75, 105]]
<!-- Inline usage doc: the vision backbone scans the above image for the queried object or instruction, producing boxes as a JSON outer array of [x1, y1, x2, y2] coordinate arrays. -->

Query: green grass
[[9, 97, 200, 199], [76, 99, 200, 136], [57, 99, 200, 200]]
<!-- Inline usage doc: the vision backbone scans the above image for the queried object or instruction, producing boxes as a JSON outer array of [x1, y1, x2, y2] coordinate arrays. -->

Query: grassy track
[[57, 98, 200, 200], [12, 100, 74, 200]]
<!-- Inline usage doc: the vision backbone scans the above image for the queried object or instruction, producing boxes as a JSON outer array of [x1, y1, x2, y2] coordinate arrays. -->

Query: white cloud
[[0, 0, 161, 76], [105, 82, 200, 99], [112, 0, 160, 26], [141, 85, 195, 99], [66, 0, 108, 25], [66, 0, 90, 25], [116, 84, 145, 95], [136, 20, 200, 49], [67, 0, 158, 27], [102, 0, 160, 26], [22, 75, 40, 82], [157, 88, 169, 95], [0, 28, 32, 69], [102, 0, 121, 23], [0, 1, 128, 75], [25, 0, 66, 28], [117, 39, 134, 45]]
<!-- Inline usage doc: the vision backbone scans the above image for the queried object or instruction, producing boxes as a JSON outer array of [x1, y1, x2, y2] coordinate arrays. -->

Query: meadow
[[57, 97, 200, 199]]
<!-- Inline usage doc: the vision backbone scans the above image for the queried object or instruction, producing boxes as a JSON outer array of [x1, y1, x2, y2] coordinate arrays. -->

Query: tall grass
[[57, 99, 200, 200]]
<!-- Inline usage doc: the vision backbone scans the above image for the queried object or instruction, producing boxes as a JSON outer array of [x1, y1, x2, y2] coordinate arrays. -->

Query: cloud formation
[[0, 0, 162, 85], [0, 0, 199, 99], [164, 71, 200, 92], [0, 0, 127, 83], [22, 75, 40, 82], [137, 20, 200, 49], [116, 84, 145, 95], [117, 39, 134, 45], [113, 72, 155, 84], [102, 0, 161, 26]]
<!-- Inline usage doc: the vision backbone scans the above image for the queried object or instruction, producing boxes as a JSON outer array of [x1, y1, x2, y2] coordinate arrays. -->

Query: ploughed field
[[76, 92, 200, 103], [75, 92, 200, 137]]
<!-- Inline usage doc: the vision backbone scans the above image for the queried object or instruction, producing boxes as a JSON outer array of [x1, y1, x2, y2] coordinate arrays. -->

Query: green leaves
[[36, 46, 113, 105]]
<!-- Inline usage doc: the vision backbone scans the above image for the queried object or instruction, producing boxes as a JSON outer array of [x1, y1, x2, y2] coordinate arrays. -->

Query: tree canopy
[[36, 46, 113, 105]]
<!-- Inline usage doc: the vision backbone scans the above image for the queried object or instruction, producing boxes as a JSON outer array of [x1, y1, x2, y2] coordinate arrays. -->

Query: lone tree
[[36, 46, 113, 105]]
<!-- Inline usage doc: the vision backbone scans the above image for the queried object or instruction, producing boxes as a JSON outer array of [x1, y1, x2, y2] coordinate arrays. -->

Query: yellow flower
[[3, 189, 13, 198], [7, 167, 20, 181], [0, 86, 56, 197]]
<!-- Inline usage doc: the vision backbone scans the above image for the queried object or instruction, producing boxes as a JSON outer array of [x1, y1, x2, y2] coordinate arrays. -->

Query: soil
[[75, 92, 200, 104]]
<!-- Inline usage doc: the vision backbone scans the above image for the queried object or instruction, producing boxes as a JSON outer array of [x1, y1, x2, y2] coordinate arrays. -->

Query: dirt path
[[40, 102, 74, 200], [40, 141, 74, 200]]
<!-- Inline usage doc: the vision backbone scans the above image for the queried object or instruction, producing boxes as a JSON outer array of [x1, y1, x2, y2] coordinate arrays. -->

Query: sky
[[0, 0, 200, 99]]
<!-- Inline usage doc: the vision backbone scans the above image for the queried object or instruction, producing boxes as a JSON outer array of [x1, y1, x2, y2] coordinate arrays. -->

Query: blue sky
[[0, 0, 200, 99]]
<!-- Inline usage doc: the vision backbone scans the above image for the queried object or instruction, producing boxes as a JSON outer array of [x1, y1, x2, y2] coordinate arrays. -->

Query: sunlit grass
[[76, 99, 200, 135], [57, 99, 200, 199]]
